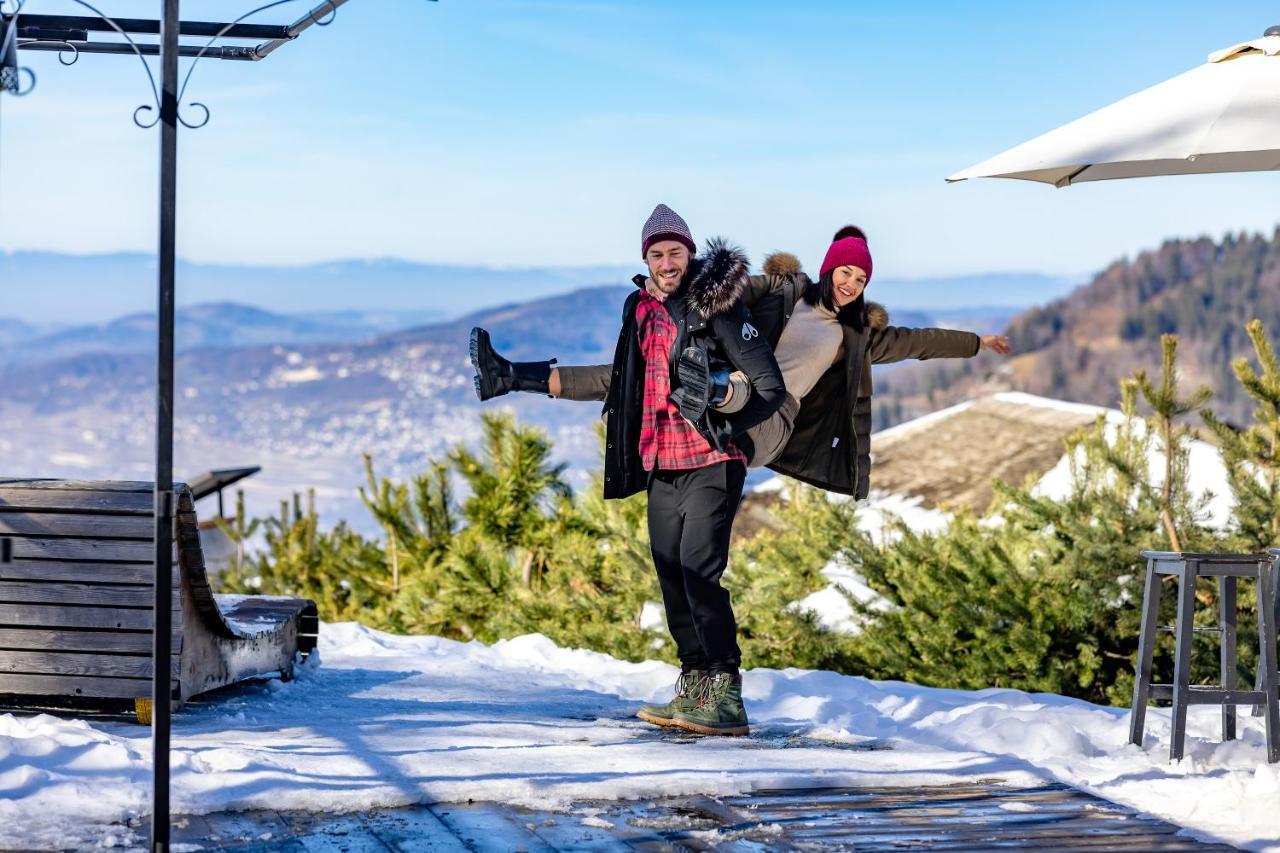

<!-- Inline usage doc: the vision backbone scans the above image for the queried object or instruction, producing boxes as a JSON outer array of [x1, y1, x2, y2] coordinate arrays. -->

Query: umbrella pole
[[150, 0, 179, 850]]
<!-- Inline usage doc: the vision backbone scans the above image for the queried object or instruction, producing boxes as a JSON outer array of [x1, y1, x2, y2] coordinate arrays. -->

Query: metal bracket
[[0, 537, 11, 564], [154, 489, 176, 519]]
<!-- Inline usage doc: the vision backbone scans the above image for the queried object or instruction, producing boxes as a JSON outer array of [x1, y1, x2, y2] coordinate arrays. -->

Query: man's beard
[[651, 266, 689, 296]]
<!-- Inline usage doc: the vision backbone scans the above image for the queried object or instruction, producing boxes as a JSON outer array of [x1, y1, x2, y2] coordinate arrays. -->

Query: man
[[470, 204, 785, 736]]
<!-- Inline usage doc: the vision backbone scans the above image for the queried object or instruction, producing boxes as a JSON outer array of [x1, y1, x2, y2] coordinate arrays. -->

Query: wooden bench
[[0, 479, 317, 722]]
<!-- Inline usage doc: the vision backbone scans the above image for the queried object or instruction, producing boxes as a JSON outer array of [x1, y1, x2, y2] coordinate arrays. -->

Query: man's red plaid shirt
[[635, 293, 746, 471]]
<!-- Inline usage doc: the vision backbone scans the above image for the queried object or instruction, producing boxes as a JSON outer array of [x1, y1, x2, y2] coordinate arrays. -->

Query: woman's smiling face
[[832, 265, 868, 307]]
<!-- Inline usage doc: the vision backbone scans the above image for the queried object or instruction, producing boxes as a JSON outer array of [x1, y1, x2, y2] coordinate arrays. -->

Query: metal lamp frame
[[1, 1, 433, 848]]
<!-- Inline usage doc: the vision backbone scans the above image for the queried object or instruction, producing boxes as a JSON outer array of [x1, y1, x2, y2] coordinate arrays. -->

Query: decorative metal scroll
[[1, 3, 37, 95], [0, 0, 345, 126]]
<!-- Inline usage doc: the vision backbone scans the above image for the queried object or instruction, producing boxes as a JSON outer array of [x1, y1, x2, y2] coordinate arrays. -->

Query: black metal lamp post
[[151, 5, 179, 846], [1, 2, 434, 848]]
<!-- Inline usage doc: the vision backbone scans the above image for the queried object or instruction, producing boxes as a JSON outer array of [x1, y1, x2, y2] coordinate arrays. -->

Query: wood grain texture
[[0, 512, 155, 539], [0, 649, 178, 679], [0, 671, 171, 700], [0, 480, 185, 493], [9, 537, 172, 563], [0, 627, 182, 654], [0, 603, 179, 630], [0, 560, 178, 586], [0, 581, 179, 609], [0, 489, 152, 514]]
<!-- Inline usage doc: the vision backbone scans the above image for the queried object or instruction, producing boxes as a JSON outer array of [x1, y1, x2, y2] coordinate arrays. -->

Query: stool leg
[[1257, 565, 1280, 763], [1257, 558, 1280, 718], [1130, 559, 1163, 748], [1221, 575, 1237, 741], [1170, 564, 1198, 762]]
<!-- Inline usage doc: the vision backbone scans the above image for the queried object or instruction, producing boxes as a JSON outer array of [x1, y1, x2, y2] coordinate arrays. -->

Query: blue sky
[[2, 0, 1279, 282]]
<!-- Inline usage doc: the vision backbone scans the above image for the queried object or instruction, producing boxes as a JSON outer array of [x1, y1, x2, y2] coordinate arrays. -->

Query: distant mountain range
[[0, 253, 1084, 531], [0, 251, 637, 325], [0, 286, 634, 529], [0, 303, 443, 366], [1, 250, 1075, 326]]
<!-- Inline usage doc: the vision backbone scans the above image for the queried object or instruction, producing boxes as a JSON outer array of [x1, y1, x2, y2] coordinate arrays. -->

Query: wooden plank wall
[[0, 480, 182, 701]]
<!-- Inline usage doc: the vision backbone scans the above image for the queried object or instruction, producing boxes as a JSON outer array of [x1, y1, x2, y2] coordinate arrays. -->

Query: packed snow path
[[0, 622, 1277, 850]]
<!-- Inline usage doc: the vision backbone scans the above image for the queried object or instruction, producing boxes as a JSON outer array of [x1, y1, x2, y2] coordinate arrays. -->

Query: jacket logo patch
[[741, 322, 759, 341]]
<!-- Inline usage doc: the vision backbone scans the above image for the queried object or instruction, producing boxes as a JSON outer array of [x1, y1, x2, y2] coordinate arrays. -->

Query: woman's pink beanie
[[820, 235, 873, 281]]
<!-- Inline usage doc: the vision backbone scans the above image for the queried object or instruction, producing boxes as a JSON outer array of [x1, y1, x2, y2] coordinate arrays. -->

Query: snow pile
[[788, 553, 892, 634], [1032, 404, 1233, 528], [0, 624, 1276, 851], [855, 490, 952, 544]]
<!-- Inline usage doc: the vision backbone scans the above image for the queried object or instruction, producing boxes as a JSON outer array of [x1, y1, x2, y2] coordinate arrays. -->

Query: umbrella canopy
[[947, 30, 1280, 187]]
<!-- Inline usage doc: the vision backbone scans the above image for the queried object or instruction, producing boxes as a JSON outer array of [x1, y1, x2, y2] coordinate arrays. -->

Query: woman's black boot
[[469, 327, 555, 400]]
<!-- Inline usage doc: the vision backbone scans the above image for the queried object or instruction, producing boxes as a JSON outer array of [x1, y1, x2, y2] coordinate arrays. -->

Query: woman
[[474, 226, 1011, 500], [650, 225, 1010, 497]]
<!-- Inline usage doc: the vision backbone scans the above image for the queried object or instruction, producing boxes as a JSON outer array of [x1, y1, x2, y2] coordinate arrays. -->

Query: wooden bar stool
[[1129, 551, 1280, 762], [1252, 548, 1280, 720]]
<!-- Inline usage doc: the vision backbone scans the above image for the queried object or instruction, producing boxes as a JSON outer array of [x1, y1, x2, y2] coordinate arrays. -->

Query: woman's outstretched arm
[[868, 326, 1010, 364]]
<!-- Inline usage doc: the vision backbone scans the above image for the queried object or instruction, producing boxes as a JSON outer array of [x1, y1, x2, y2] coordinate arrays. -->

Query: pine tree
[[218, 489, 387, 624], [848, 345, 1224, 705], [359, 454, 458, 598], [213, 489, 261, 581], [1203, 319, 1280, 550], [1197, 318, 1280, 688], [450, 412, 571, 588], [730, 482, 865, 672], [1130, 334, 1213, 552]]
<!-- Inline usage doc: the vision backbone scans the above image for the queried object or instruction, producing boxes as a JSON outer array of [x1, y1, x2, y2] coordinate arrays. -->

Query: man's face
[[646, 241, 691, 296]]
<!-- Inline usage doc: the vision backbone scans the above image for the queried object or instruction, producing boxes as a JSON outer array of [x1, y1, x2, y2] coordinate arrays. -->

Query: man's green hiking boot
[[673, 671, 749, 736], [636, 670, 708, 728]]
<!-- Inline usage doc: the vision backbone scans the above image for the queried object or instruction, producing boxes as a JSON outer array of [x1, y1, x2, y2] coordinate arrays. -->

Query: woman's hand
[[644, 277, 667, 301], [980, 335, 1012, 355]]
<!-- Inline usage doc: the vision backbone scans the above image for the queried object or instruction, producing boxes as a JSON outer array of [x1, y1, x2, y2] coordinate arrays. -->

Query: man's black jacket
[[601, 239, 785, 499]]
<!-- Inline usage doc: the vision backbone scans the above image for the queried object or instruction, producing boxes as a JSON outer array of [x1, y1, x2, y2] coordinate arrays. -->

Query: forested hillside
[[876, 228, 1280, 429]]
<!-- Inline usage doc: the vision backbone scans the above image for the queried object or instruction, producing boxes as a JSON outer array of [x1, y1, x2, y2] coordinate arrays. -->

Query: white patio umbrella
[[947, 27, 1280, 187]]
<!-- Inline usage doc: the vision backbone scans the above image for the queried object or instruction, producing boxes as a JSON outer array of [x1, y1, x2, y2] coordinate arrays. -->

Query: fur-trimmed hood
[[763, 251, 802, 277], [761, 250, 888, 329], [865, 301, 889, 329], [684, 237, 749, 319]]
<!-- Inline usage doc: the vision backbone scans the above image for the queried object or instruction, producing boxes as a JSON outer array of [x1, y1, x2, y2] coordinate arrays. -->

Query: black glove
[[671, 346, 729, 423]]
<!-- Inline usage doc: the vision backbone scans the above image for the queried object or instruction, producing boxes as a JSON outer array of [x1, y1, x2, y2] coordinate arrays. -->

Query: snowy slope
[[0, 623, 1276, 851], [755, 391, 1234, 540]]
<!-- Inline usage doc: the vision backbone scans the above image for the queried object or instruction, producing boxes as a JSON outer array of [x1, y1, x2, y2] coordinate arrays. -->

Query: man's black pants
[[647, 460, 746, 673]]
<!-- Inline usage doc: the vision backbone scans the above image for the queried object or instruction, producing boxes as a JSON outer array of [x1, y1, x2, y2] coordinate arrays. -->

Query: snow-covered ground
[[1, 623, 1276, 851]]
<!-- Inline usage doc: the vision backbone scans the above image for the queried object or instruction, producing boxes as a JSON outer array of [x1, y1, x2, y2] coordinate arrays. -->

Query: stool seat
[[1129, 550, 1280, 762]]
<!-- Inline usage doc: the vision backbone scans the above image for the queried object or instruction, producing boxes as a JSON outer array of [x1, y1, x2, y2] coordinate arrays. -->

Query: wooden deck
[[165, 782, 1239, 851]]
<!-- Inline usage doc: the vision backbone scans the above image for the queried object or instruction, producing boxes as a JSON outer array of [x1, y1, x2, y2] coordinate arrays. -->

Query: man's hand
[[644, 277, 667, 301], [980, 335, 1012, 355]]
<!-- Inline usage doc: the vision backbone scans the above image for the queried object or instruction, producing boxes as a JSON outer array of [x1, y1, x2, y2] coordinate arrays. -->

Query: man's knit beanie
[[640, 204, 696, 258]]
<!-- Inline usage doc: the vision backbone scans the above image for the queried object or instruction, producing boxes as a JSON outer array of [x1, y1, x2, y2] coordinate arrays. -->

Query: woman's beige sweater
[[722, 298, 842, 411], [772, 298, 844, 401]]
